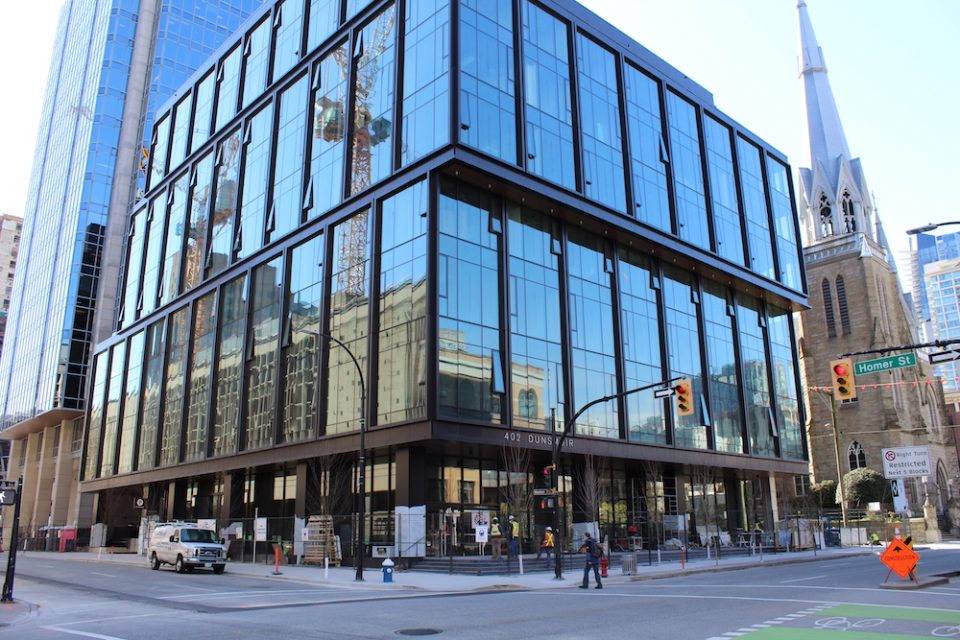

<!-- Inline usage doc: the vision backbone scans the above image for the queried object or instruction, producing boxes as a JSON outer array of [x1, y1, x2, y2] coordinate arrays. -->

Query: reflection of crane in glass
[[314, 11, 395, 298]]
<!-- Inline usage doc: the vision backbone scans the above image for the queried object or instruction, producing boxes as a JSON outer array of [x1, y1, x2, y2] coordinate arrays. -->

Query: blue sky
[[1, 0, 957, 287]]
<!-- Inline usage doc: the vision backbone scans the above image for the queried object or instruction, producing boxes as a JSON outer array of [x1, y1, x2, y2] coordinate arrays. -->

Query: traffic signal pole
[[551, 377, 681, 580], [1, 477, 23, 603], [829, 394, 849, 528]]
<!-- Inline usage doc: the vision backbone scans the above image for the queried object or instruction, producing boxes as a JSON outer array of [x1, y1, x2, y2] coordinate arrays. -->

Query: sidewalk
[[4, 542, 903, 594]]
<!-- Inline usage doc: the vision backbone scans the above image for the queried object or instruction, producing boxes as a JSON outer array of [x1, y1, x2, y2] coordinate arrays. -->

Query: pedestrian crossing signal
[[674, 378, 694, 416], [830, 358, 857, 401]]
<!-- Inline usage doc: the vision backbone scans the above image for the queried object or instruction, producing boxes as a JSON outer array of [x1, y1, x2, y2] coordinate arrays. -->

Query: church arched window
[[822, 278, 836, 337], [848, 441, 866, 470], [841, 190, 856, 233], [836, 275, 850, 335], [819, 194, 834, 237]]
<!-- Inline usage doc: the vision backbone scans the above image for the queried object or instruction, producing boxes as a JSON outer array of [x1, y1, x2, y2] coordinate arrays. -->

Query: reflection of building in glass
[[11, 0, 817, 556], [0, 0, 263, 544]]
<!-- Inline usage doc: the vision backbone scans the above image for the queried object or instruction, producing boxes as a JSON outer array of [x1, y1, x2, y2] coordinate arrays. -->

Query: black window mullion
[[651, 260, 673, 447], [609, 242, 627, 441], [694, 106, 717, 255]]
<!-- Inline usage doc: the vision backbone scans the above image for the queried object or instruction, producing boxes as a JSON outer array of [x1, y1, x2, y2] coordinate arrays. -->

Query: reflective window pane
[[272, 74, 309, 242], [624, 65, 669, 230], [666, 92, 709, 249], [83, 352, 108, 480], [120, 206, 146, 329], [243, 18, 272, 108], [663, 266, 706, 448], [117, 331, 144, 474], [767, 158, 802, 291], [186, 292, 216, 461], [401, 0, 449, 166], [737, 136, 774, 280], [346, 0, 374, 21], [209, 129, 241, 277], [438, 180, 502, 423], [769, 305, 802, 459], [284, 233, 323, 442], [702, 280, 742, 453], [327, 210, 371, 434], [139, 319, 167, 470], [161, 307, 189, 465], [170, 93, 193, 169], [308, 44, 349, 218], [508, 205, 565, 432], [576, 35, 625, 212], [183, 153, 214, 291], [567, 229, 617, 439], [212, 275, 247, 456], [191, 71, 215, 153], [161, 174, 189, 304], [350, 6, 397, 195], [141, 189, 168, 316], [215, 46, 242, 132], [704, 116, 744, 266], [618, 249, 665, 444], [522, 1, 574, 189], [273, 0, 304, 83], [459, 0, 516, 164], [148, 114, 170, 191], [238, 103, 275, 260], [737, 292, 774, 457], [377, 180, 428, 423], [307, 0, 339, 54], [101, 344, 126, 477], [246, 257, 282, 450]]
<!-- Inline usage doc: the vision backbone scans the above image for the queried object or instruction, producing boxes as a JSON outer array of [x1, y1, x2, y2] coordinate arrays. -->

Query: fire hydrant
[[600, 554, 609, 578], [381, 557, 395, 583]]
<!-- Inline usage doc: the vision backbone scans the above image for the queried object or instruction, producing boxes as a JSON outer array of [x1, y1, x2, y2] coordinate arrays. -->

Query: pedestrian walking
[[490, 517, 503, 560], [536, 526, 555, 563], [579, 532, 602, 589]]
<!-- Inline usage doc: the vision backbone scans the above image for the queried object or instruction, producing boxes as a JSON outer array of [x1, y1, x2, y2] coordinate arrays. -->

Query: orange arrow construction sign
[[880, 538, 919, 579]]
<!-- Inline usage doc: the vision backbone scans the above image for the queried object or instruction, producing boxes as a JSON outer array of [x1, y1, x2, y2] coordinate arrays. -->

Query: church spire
[[798, 0, 851, 170]]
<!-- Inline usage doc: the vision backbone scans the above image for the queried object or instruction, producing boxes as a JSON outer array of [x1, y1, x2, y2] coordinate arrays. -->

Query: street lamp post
[[906, 222, 960, 235], [551, 377, 681, 580], [295, 325, 367, 581]]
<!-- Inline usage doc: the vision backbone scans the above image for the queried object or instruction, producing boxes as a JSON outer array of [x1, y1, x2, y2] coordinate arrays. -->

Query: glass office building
[[82, 0, 808, 559]]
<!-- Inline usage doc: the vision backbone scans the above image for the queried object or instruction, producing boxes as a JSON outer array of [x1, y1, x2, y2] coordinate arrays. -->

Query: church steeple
[[797, 0, 877, 249]]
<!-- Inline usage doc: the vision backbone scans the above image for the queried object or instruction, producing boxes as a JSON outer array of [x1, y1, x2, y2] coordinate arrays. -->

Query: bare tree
[[689, 465, 719, 546], [641, 459, 664, 548], [499, 445, 533, 540], [575, 454, 608, 540], [306, 453, 354, 516]]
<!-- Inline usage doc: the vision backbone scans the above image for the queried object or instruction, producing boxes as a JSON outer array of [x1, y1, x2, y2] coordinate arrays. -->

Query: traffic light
[[830, 358, 857, 401], [674, 378, 694, 416], [543, 464, 555, 485]]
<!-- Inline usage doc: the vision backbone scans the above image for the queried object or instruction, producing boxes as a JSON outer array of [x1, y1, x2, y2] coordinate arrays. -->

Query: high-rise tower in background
[[794, 0, 957, 526], [0, 0, 262, 527]]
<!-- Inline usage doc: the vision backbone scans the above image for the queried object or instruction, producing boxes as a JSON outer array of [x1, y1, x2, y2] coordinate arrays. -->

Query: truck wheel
[[213, 565, 225, 574], [175, 555, 186, 573], [150, 553, 161, 570]]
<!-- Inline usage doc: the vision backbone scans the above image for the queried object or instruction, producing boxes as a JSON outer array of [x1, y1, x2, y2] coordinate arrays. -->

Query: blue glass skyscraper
[[0, 0, 262, 528]]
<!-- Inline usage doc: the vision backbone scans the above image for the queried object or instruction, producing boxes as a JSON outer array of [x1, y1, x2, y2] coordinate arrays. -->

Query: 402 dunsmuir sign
[[881, 446, 931, 479]]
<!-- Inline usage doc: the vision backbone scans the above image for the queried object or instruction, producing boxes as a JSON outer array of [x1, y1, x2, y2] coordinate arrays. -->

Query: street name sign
[[853, 353, 917, 376], [881, 446, 931, 479], [928, 349, 960, 364], [880, 538, 919, 579], [0, 490, 16, 505]]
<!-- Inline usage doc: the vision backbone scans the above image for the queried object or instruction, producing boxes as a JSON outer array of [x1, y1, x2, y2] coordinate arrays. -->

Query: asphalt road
[[4, 549, 960, 640]]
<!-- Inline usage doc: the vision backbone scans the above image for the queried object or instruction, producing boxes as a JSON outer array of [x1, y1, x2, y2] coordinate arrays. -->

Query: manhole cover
[[396, 629, 441, 636]]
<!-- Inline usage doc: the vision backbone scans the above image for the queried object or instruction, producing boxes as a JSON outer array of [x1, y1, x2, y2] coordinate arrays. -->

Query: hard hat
[[509, 515, 514, 520], [546, 526, 552, 531]]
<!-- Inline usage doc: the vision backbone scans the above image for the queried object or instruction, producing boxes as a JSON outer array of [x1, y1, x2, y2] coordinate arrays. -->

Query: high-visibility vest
[[490, 523, 502, 538], [543, 532, 555, 548], [511, 521, 520, 538]]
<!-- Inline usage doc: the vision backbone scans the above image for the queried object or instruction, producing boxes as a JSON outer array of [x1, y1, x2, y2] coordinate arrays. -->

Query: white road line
[[43, 627, 129, 640], [633, 582, 960, 597], [783, 614, 805, 618], [764, 620, 784, 624], [780, 575, 825, 583], [89, 572, 115, 578], [751, 624, 771, 628]]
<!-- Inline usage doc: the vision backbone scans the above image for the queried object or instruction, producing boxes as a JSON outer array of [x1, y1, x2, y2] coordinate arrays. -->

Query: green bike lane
[[709, 603, 960, 639]]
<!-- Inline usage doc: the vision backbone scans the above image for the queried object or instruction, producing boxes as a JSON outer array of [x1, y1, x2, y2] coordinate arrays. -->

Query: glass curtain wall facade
[[84, 0, 808, 554]]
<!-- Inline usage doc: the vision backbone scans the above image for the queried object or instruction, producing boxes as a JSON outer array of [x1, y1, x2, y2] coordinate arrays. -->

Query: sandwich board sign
[[880, 538, 919, 579]]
